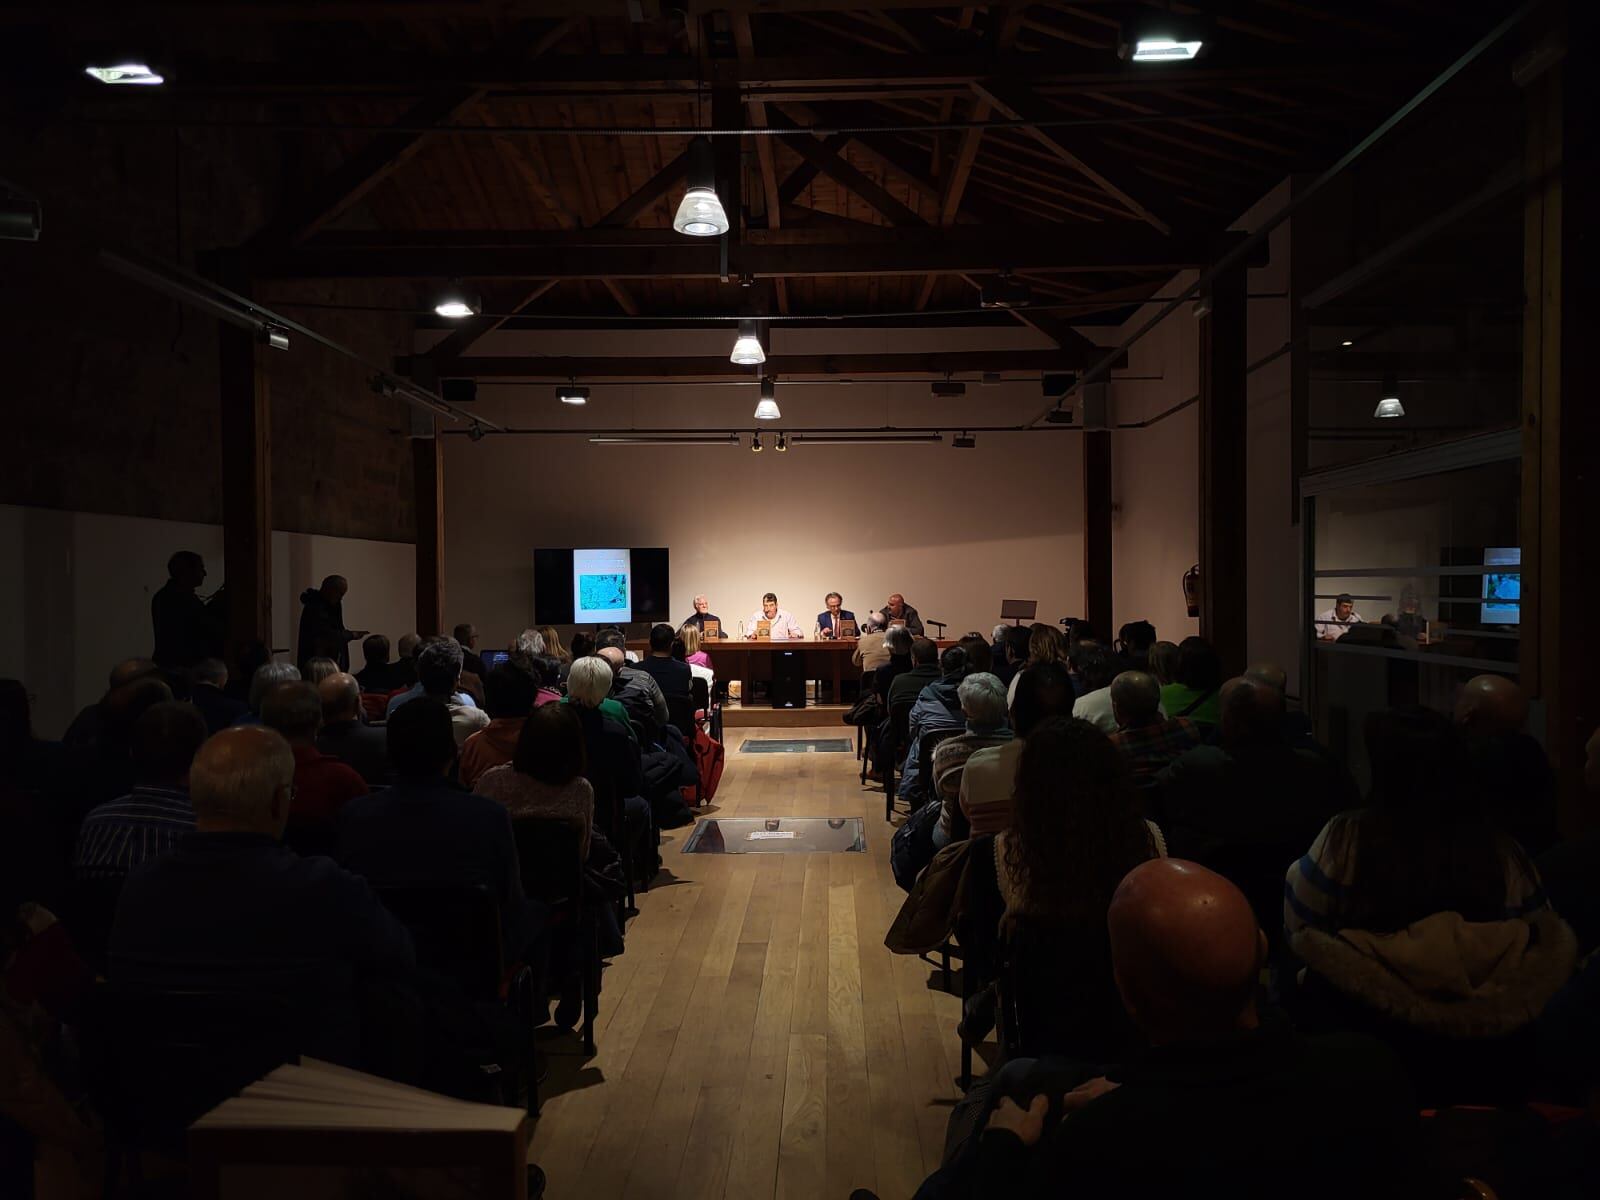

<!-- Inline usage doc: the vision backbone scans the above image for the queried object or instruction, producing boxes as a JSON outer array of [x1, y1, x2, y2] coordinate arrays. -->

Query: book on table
[[188, 1057, 531, 1200]]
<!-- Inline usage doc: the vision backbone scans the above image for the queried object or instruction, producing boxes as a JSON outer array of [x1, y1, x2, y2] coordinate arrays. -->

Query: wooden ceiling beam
[[767, 108, 923, 226], [418, 349, 1098, 379], [775, 132, 850, 205]]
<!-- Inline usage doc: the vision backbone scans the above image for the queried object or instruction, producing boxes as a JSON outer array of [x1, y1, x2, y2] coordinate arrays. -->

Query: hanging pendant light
[[433, 280, 480, 318], [754, 375, 781, 420], [673, 136, 729, 237], [1374, 372, 1404, 419], [731, 318, 767, 366]]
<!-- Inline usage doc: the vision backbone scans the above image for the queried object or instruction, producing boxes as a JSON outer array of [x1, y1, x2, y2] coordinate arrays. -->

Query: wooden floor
[[527, 726, 963, 1199]]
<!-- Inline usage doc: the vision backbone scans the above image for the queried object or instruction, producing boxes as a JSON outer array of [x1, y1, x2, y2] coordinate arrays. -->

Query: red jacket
[[290, 742, 368, 826]]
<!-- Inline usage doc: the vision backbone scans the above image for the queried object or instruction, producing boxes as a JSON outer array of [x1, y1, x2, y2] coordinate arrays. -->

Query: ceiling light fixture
[[85, 63, 164, 85], [1374, 372, 1404, 419], [1120, 17, 1207, 63], [673, 136, 729, 237], [0, 191, 41, 242], [1341, 339, 1355, 347], [731, 318, 767, 365], [776, 432, 788, 452], [751, 431, 763, 452], [257, 324, 290, 352], [558, 380, 589, 406], [1132, 37, 1204, 61], [953, 432, 976, 449], [754, 376, 781, 420], [433, 281, 480, 319]]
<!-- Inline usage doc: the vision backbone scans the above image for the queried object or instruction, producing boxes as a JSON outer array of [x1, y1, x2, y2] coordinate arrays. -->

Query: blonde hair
[[567, 656, 614, 707], [538, 625, 569, 664], [679, 624, 701, 657], [1027, 624, 1069, 667]]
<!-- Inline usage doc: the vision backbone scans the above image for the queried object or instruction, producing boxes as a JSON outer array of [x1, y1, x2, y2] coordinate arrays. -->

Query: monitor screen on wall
[[1481, 546, 1520, 625], [533, 547, 670, 626]]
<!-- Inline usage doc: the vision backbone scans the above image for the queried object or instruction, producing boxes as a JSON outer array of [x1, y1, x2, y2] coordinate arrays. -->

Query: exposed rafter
[[414, 349, 1099, 379]]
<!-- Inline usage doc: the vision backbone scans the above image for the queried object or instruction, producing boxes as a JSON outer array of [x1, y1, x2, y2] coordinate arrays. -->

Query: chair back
[[690, 676, 710, 714], [887, 698, 915, 762], [665, 693, 698, 739], [511, 818, 585, 908], [372, 883, 504, 1002]]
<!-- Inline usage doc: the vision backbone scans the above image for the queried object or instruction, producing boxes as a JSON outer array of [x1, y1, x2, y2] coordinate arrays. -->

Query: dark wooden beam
[[256, 227, 1229, 280], [421, 349, 1093, 378], [1198, 265, 1249, 673], [1083, 430, 1113, 639], [768, 108, 923, 226], [217, 275, 272, 661], [970, 78, 1174, 234], [776, 133, 851, 206]]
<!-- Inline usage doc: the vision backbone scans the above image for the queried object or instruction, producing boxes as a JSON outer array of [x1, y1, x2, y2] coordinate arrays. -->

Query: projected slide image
[[572, 548, 632, 624], [580, 573, 628, 612], [1482, 547, 1520, 625]]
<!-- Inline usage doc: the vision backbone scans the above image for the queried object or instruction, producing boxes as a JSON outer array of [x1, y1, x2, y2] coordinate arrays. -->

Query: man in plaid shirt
[[1108, 671, 1203, 783]]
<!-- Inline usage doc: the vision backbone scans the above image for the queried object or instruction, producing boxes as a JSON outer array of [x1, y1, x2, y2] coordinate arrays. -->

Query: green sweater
[[1159, 682, 1220, 727]]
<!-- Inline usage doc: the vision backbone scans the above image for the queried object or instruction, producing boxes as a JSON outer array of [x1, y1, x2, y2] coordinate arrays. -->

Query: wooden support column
[[711, 82, 744, 278], [217, 269, 272, 662], [1522, 33, 1597, 833], [409, 360, 444, 637], [1082, 431, 1113, 638], [1198, 265, 1249, 673]]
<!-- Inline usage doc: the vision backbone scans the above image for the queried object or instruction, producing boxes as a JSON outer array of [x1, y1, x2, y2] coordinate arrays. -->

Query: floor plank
[[528, 726, 962, 1199]]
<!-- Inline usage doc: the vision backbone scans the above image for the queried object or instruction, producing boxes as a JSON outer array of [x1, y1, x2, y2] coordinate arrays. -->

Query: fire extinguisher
[[1183, 564, 1201, 619]]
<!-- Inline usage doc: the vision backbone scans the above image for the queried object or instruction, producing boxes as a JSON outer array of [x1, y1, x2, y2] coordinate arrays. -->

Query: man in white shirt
[[1314, 593, 1364, 641], [746, 592, 806, 640]]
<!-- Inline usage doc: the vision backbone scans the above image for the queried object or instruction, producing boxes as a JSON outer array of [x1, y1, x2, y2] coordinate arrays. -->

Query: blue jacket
[[817, 609, 857, 636]]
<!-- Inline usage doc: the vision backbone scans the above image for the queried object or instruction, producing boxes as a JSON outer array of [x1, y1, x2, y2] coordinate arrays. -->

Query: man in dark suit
[[816, 592, 857, 639], [151, 550, 223, 670], [109, 725, 415, 1067], [336, 697, 542, 962], [316, 672, 389, 785], [681, 594, 724, 637], [189, 657, 247, 733]]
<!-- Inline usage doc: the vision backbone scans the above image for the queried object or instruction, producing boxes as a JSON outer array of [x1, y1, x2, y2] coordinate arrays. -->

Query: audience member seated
[[1115, 620, 1157, 672], [597, 645, 668, 736], [63, 658, 160, 750], [1284, 706, 1575, 1106], [387, 639, 488, 747], [1006, 625, 1068, 707], [897, 646, 970, 807], [337, 698, 541, 963], [1537, 723, 1600, 956], [987, 623, 1010, 675], [224, 641, 270, 704], [453, 622, 488, 680], [474, 704, 595, 856], [956, 633, 993, 676], [932, 673, 1012, 847], [637, 623, 693, 700], [871, 626, 914, 701], [110, 726, 416, 1068], [0, 676, 71, 809], [1156, 677, 1345, 941], [73, 700, 208, 882], [75, 673, 176, 823], [887, 637, 941, 712], [1107, 671, 1201, 786], [677, 625, 714, 687], [1454, 673, 1560, 855], [1147, 639, 1180, 687], [568, 631, 595, 663], [991, 625, 1030, 690], [565, 658, 653, 874], [188, 657, 246, 733], [1067, 646, 1125, 733], [459, 664, 537, 789], [302, 656, 340, 688], [537, 626, 569, 667], [316, 672, 389, 786], [508, 628, 547, 682], [912, 860, 1418, 1200], [241, 661, 300, 725], [959, 663, 1075, 837], [261, 681, 368, 851], [1159, 636, 1222, 727], [394, 632, 422, 686], [355, 634, 405, 693]]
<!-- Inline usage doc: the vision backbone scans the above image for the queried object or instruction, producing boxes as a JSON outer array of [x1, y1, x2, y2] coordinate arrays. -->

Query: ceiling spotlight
[[751, 431, 763, 453], [731, 318, 767, 366], [558, 380, 589, 406], [931, 377, 966, 398], [1120, 17, 1206, 62], [776, 431, 788, 452], [1374, 372, 1404, 419], [953, 432, 976, 449], [257, 324, 290, 352], [754, 376, 781, 420], [85, 63, 164, 85], [433, 281, 480, 319], [1131, 37, 1204, 61], [466, 422, 487, 443], [0, 193, 41, 242], [673, 136, 729, 237], [1341, 339, 1355, 347]]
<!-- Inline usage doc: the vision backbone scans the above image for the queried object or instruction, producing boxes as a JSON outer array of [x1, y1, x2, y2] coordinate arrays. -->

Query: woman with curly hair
[[1006, 623, 1070, 706]]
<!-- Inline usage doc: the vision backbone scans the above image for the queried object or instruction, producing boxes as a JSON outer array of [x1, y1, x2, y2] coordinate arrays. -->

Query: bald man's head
[[1108, 859, 1264, 1045], [109, 658, 160, 689], [1109, 671, 1161, 729], [597, 646, 626, 672], [189, 725, 295, 837], [1243, 662, 1287, 694], [1219, 676, 1284, 744], [1454, 674, 1527, 737], [318, 672, 361, 723]]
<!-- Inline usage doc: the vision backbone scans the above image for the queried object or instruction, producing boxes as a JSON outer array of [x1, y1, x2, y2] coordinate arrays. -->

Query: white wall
[[0, 504, 415, 738], [438, 354, 1090, 648]]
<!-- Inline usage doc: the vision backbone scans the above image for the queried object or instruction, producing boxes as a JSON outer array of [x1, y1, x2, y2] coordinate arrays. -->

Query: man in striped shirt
[[74, 700, 208, 880]]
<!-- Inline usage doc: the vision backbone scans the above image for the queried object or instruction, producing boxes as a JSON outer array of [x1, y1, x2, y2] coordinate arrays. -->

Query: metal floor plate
[[738, 738, 854, 754], [681, 816, 866, 854]]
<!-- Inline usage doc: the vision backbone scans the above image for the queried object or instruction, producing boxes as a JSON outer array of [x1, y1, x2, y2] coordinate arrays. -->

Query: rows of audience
[[866, 619, 1599, 1199], [0, 605, 731, 1196]]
